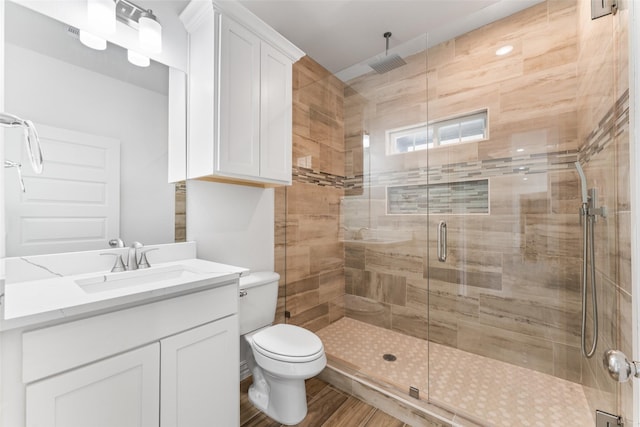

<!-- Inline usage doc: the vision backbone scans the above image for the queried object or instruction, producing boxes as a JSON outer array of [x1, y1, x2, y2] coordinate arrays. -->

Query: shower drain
[[383, 353, 397, 362]]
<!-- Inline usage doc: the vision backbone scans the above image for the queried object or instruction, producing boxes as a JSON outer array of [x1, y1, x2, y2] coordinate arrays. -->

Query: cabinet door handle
[[437, 220, 447, 262]]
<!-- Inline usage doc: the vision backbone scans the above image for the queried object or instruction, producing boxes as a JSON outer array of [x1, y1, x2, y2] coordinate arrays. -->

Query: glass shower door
[[425, 0, 628, 425]]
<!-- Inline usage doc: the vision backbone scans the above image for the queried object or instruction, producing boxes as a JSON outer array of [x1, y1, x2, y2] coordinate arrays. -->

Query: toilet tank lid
[[239, 271, 280, 289]]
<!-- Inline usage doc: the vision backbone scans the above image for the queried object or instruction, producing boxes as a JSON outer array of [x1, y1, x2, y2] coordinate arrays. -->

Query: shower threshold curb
[[318, 363, 487, 427]]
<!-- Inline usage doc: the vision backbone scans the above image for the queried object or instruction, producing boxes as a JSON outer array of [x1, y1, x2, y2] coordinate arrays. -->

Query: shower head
[[574, 161, 588, 205], [369, 32, 406, 74]]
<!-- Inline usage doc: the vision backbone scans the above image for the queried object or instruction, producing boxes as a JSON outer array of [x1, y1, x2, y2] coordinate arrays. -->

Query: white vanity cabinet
[[20, 282, 239, 427], [26, 343, 161, 427], [160, 317, 239, 427], [179, 1, 304, 186]]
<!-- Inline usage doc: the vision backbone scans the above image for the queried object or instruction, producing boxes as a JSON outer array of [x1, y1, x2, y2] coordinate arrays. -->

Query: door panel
[[26, 343, 159, 427]]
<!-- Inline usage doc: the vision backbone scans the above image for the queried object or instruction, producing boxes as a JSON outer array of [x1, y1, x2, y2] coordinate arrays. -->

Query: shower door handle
[[437, 220, 447, 262]]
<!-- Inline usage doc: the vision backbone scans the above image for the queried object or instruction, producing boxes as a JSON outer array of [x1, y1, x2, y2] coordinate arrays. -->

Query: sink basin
[[75, 265, 200, 294]]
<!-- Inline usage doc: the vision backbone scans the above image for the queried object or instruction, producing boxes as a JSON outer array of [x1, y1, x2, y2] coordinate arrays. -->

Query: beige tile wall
[[175, 181, 186, 242], [275, 56, 347, 330]]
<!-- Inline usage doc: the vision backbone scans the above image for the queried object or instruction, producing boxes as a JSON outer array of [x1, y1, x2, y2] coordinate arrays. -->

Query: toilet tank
[[239, 271, 280, 335]]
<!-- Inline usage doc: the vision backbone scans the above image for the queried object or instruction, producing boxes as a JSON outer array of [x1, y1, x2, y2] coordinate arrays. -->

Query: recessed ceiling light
[[496, 45, 513, 56]]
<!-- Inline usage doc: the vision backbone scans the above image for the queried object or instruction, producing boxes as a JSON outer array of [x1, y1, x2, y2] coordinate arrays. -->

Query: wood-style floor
[[240, 377, 408, 427]]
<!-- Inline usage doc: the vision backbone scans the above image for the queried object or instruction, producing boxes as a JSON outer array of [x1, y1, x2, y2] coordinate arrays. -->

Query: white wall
[[186, 180, 274, 272], [5, 44, 175, 251]]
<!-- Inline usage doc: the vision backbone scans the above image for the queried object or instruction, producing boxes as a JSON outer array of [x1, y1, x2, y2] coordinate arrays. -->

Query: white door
[[26, 343, 160, 427], [260, 41, 292, 183], [160, 316, 239, 427], [219, 16, 261, 178], [5, 123, 120, 256]]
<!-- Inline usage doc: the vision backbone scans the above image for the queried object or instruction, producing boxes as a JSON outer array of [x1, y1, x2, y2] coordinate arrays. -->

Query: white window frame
[[386, 109, 488, 155]]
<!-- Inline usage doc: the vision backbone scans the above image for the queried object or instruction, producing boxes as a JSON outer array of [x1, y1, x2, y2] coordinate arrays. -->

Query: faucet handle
[[109, 238, 125, 248], [100, 253, 126, 272], [138, 248, 158, 269]]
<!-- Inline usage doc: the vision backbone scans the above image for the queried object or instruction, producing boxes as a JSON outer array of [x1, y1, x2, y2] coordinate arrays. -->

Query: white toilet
[[239, 272, 327, 425]]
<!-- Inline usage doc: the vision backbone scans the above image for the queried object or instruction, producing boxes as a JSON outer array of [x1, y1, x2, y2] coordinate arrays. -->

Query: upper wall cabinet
[[179, 1, 304, 187]]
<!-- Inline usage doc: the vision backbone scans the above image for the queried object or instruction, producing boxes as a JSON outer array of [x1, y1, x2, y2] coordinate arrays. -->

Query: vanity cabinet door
[[160, 315, 239, 427], [219, 15, 261, 179], [26, 343, 160, 427], [260, 41, 293, 184]]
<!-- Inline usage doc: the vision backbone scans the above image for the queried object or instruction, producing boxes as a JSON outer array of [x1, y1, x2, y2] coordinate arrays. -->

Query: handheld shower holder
[[579, 188, 607, 225], [587, 188, 607, 222]]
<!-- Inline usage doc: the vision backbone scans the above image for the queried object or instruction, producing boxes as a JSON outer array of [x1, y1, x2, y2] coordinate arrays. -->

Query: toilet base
[[248, 369, 308, 425]]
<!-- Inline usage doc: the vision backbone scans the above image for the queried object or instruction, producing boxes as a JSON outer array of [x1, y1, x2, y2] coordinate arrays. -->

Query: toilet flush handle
[[239, 289, 248, 297]]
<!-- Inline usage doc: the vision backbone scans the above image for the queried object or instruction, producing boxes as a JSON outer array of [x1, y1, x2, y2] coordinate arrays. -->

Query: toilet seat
[[252, 324, 324, 363]]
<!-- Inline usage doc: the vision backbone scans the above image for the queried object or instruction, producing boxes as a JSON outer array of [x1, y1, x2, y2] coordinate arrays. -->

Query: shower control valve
[[603, 349, 640, 383]]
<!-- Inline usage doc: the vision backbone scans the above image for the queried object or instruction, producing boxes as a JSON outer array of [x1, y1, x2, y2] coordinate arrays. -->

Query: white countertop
[[2, 257, 248, 330]]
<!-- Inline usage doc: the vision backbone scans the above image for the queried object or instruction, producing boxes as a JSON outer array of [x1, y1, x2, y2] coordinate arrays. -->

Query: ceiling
[[237, 0, 545, 80]]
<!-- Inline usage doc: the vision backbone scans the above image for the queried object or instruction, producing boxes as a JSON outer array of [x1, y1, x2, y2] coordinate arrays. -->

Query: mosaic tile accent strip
[[345, 150, 578, 192], [387, 179, 489, 215], [317, 317, 593, 427], [296, 149, 579, 192], [295, 149, 580, 193], [293, 166, 345, 188], [579, 89, 629, 163]]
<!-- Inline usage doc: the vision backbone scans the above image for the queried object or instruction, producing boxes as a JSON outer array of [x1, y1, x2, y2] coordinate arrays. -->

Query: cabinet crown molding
[[179, 0, 215, 32], [211, 0, 305, 62]]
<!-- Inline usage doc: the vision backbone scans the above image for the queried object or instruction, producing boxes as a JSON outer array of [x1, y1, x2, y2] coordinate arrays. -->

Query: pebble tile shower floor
[[316, 318, 593, 427]]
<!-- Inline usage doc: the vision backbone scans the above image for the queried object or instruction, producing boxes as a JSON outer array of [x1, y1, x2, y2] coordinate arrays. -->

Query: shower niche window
[[386, 109, 488, 154], [387, 179, 489, 215]]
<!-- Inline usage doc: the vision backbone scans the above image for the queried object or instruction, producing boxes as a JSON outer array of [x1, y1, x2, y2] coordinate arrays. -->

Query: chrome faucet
[[127, 242, 143, 270], [340, 226, 353, 240], [109, 238, 125, 248], [354, 227, 369, 240]]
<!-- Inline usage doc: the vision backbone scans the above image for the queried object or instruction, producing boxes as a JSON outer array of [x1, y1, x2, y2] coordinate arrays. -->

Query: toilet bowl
[[240, 272, 327, 425]]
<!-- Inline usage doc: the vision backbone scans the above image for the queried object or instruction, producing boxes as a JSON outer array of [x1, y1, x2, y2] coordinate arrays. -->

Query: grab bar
[[437, 220, 447, 262]]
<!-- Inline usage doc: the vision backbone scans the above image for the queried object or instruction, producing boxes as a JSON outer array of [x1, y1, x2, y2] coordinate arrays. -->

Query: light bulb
[[128, 50, 150, 67], [139, 12, 162, 53], [495, 45, 514, 56], [87, 0, 115, 34], [79, 30, 107, 50]]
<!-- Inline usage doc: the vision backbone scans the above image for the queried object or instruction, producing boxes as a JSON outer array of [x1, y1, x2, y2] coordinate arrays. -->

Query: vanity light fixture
[[87, 0, 116, 34], [138, 10, 162, 53], [83, 0, 162, 58], [79, 30, 107, 50], [495, 45, 514, 56], [114, 0, 163, 54], [127, 49, 150, 67]]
